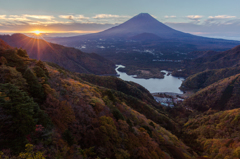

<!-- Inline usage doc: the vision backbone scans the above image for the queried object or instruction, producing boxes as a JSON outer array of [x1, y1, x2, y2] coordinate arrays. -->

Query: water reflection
[[116, 65, 184, 93]]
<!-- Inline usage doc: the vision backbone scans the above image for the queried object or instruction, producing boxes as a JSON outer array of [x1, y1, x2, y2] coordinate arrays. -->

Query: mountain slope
[[94, 13, 185, 38], [173, 45, 240, 77], [48, 13, 240, 51], [184, 73, 240, 111], [183, 108, 240, 159], [0, 41, 195, 159], [180, 67, 240, 90], [187, 50, 219, 59], [128, 32, 163, 41], [0, 34, 116, 75], [0, 39, 12, 49]]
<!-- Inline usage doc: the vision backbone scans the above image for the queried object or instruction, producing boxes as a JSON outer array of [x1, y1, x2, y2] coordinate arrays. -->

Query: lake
[[116, 65, 185, 94]]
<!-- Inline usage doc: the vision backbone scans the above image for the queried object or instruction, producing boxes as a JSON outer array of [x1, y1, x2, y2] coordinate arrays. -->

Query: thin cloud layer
[[186, 15, 203, 23], [165, 19, 240, 40], [0, 15, 6, 19], [59, 15, 90, 21], [0, 13, 239, 40], [187, 15, 203, 20], [93, 14, 130, 19], [209, 15, 236, 19], [23, 15, 55, 20], [164, 15, 176, 18]]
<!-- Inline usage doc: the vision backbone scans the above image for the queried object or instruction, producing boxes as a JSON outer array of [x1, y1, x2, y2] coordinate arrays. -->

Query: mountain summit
[[47, 13, 240, 51], [95, 13, 185, 38]]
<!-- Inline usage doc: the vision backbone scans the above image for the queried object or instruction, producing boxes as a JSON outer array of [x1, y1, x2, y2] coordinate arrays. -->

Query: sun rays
[[34, 30, 41, 35], [15, 31, 58, 61], [31, 30, 45, 35]]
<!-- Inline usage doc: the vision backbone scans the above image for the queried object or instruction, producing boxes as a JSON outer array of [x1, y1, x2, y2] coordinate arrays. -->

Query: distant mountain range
[[48, 13, 240, 51], [0, 34, 116, 75]]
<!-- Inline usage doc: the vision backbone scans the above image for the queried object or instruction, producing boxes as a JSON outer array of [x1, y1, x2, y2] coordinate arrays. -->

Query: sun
[[33, 30, 41, 35]]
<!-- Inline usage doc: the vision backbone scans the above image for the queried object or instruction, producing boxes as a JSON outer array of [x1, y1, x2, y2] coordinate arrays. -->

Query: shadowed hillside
[[0, 39, 12, 49], [0, 40, 196, 158], [184, 74, 240, 111], [173, 45, 240, 77], [0, 34, 116, 75], [181, 67, 240, 90]]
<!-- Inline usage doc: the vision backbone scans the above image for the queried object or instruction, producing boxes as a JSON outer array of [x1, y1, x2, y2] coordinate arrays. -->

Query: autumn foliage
[[0, 40, 195, 158]]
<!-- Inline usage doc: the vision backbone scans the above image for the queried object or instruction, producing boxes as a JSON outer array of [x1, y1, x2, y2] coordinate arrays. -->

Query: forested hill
[[0, 39, 12, 49], [0, 34, 116, 75], [180, 67, 240, 90], [183, 108, 240, 159], [0, 40, 195, 158], [173, 45, 240, 77], [165, 44, 240, 159], [184, 73, 240, 111]]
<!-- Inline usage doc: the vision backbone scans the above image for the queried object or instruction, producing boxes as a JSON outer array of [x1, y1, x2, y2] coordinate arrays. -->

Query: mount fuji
[[48, 13, 239, 51]]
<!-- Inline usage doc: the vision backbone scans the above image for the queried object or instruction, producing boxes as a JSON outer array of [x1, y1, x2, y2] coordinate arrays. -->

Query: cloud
[[5, 15, 55, 21], [0, 15, 57, 25], [91, 14, 131, 24], [59, 15, 89, 21], [0, 22, 116, 34], [0, 13, 126, 34], [59, 15, 74, 20], [165, 20, 240, 40], [187, 15, 203, 20], [6, 15, 30, 23], [151, 15, 157, 19], [204, 15, 238, 26], [0, 15, 6, 19], [164, 15, 176, 18], [208, 15, 236, 19], [93, 14, 130, 19], [185, 15, 203, 24], [1, 13, 238, 40], [23, 15, 55, 20], [0, 13, 130, 28]]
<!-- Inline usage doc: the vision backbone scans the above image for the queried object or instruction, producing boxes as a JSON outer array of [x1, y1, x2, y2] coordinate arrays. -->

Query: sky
[[0, 0, 240, 40]]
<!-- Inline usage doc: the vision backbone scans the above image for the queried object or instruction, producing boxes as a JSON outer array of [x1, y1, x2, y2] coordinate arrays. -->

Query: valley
[[1, 6, 240, 158], [47, 13, 240, 76]]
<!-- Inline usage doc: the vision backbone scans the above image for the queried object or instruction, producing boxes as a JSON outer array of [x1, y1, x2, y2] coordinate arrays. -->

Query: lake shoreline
[[152, 91, 195, 99], [152, 92, 184, 98], [116, 64, 185, 94], [117, 65, 165, 79]]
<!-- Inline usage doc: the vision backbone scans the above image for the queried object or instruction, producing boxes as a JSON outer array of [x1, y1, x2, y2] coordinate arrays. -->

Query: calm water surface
[[116, 65, 185, 94]]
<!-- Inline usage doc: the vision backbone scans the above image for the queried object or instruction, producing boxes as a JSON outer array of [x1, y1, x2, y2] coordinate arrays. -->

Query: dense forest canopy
[[0, 40, 195, 159], [1, 38, 240, 159]]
